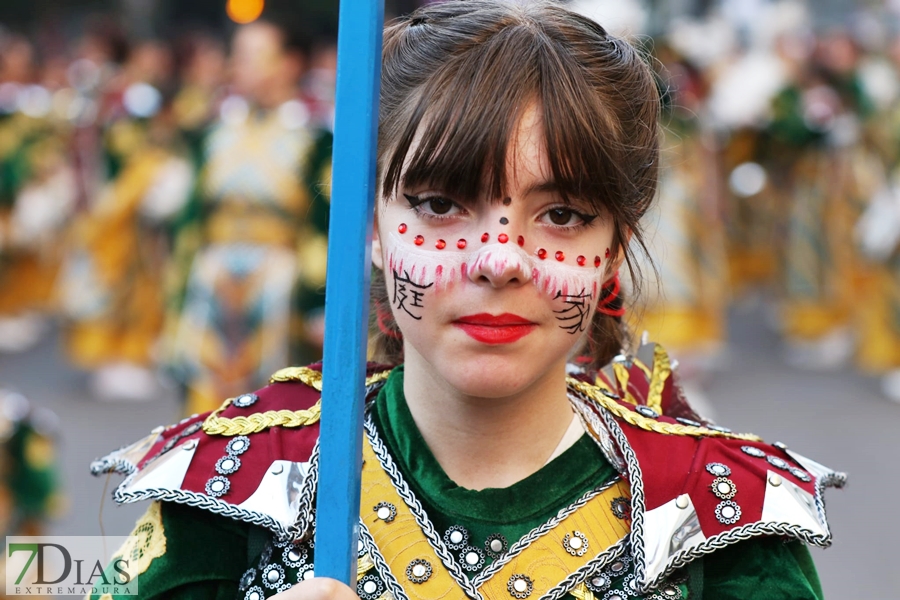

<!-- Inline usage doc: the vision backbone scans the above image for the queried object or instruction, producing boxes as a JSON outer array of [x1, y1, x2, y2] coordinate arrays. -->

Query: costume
[[90, 343, 844, 600], [163, 97, 331, 415]]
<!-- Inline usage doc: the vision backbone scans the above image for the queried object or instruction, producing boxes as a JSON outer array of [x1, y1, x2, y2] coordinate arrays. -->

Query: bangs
[[381, 21, 634, 214]]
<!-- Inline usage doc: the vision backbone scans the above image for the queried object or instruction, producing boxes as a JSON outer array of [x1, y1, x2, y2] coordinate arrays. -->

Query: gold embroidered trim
[[110, 501, 167, 579], [202, 370, 392, 436], [645, 344, 672, 415], [568, 377, 762, 441]]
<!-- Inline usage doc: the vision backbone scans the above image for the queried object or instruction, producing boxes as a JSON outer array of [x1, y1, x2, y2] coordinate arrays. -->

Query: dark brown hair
[[371, 0, 660, 370]]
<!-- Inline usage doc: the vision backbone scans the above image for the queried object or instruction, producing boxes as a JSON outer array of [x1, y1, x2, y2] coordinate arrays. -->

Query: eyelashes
[[402, 193, 599, 230]]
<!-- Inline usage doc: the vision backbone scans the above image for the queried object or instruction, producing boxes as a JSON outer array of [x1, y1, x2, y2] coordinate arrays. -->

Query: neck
[[401, 349, 574, 490]]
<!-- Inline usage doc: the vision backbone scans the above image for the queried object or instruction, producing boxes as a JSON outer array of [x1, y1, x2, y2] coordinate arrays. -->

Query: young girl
[[90, 2, 844, 599]]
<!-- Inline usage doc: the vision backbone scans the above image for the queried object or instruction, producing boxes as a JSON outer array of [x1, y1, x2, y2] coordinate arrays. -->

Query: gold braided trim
[[202, 369, 393, 436], [645, 344, 672, 415], [358, 553, 375, 577], [568, 377, 762, 441], [611, 362, 640, 405], [571, 584, 596, 600], [269, 366, 324, 389], [202, 402, 322, 435]]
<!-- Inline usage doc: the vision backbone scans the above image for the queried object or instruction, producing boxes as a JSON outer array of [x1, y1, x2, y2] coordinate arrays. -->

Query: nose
[[466, 243, 530, 289]]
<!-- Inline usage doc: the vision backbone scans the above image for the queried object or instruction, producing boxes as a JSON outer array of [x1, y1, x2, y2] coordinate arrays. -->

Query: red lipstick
[[453, 313, 536, 344]]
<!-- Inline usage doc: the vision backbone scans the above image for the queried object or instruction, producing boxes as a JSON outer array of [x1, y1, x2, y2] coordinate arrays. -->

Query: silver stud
[[205, 476, 230, 497], [768, 474, 782, 487], [271, 464, 284, 475], [675, 494, 690, 509], [705, 462, 731, 477], [485, 533, 508, 557], [710, 477, 737, 500], [227, 436, 251, 455], [245, 587, 264, 600], [262, 564, 284, 589], [610, 560, 627, 574], [741, 445, 765, 458], [406, 559, 432, 584], [444, 525, 468, 549], [183, 439, 197, 451], [635, 405, 659, 418], [707, 424, 732, 433], [714, 500, 742, 525], [773, 441, 788, 450], [233, 393, 259, 408], [766, 455, 789, 470], [676, 417, 702, 427], [586, 574, 611, 593], [610, 496, 630, 520], [562, 531, 589, 556], [374, 501, 396, 522], [507, 574, 534, 599], [789, 468, 811, 482], [460, 546, 485, 571], [216, 455, 241, 475]]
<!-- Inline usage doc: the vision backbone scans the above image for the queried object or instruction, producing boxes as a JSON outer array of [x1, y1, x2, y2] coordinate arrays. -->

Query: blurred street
[[0, 305, 895, 598]]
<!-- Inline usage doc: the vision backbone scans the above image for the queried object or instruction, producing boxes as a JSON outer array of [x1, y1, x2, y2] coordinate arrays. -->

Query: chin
[[426, 347, 558, 399]]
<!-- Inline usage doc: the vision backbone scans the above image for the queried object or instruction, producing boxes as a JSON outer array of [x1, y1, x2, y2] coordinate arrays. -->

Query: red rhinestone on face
[[537, 248, 547, 260], [517, 235, 525, 247], [398, 223, 407, 234], [577, 255, 586, 266], [435, 239, 446, 249], [481, 233, 490, 243], [555, 251, 565, 262], [498, 233, 509, 244], [414, 235, 424, 246], [605, 248, 610, 258], [457, 239, 467, 249], [594, 256, 602, 267]]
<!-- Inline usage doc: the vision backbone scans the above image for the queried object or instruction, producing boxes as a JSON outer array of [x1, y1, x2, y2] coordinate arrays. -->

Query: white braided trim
[[582, 387, 845, 594], [364, 417, 484, 600], [473, 478, 621, 586], [288, 442, 320, 543], [113, 485, 292, 538], [90, 455, 136, 477], [539, 537, 630, 600], [359, 522, 410, 600]]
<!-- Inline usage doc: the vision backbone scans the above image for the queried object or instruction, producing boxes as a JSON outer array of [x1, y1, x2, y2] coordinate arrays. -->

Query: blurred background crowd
[[0, 0, 898, 596]]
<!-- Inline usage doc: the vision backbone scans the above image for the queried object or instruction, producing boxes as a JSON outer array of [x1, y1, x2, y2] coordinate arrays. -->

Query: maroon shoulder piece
[[91, 364, 393, 538], [571, 343, 847, 593]]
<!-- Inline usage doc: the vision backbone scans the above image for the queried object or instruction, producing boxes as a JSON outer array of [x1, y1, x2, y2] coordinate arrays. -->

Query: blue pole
[[314, 0, 384, 587]]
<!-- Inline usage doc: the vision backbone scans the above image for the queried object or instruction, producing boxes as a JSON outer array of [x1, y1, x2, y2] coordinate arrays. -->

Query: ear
[[371, 209, 384, 270]]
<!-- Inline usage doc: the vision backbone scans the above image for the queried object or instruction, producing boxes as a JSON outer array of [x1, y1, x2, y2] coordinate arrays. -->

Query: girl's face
[[372, 105, 622, 398]]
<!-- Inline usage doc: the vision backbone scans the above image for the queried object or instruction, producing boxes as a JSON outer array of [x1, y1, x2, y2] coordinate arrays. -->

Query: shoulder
[[571, 342, 846, 593], [90, 364, 392, 538]]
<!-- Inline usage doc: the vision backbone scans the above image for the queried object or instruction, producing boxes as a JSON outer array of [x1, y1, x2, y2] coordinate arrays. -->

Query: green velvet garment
[[94, 366, 825, 599]]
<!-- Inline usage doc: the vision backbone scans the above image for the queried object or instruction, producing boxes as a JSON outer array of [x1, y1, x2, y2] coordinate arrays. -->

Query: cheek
[[550, 286, 596, 335]]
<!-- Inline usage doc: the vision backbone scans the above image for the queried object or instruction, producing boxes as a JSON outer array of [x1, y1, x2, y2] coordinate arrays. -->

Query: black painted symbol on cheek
[[392, 269, 435, 321], [500, 217, 509, 225], [502, 197, 512, 206], [553, 289, 593, 334]]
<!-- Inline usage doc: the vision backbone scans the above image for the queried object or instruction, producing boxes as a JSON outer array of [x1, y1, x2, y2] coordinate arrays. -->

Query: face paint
[[392, 268, 434, 320], [385, 231, 603, 299], [553, 289, 593, 333]]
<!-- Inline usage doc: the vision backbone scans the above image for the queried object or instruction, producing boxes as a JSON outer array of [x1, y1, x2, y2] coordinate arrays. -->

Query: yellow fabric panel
[[362, 436, 631, 599], [479, 480, 630, 599]]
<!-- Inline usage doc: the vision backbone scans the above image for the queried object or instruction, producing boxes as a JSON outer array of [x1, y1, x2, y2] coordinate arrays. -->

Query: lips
[[453, 313, 537, 344]]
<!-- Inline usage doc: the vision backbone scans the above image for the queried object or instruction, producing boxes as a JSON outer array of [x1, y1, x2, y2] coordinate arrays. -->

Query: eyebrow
[[520, 180, 560, 197]]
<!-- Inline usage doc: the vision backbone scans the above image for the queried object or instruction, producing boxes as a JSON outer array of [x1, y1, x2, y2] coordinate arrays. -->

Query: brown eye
[[429, 197, 454, 215], [548, 208, 574, 225]]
